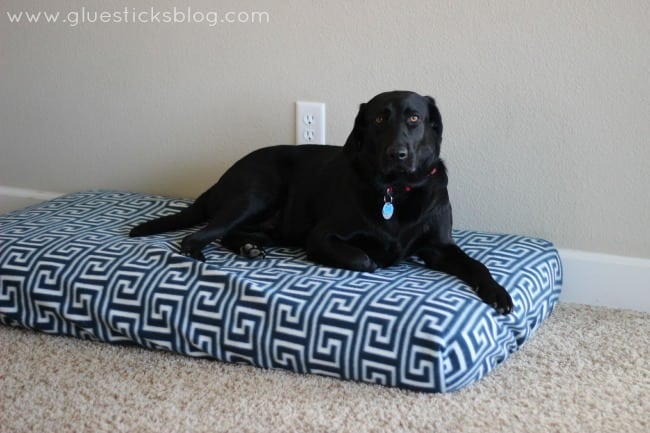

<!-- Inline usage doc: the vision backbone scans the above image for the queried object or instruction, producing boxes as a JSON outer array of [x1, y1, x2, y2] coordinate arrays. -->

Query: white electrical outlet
[[296, 101, 326, 145]]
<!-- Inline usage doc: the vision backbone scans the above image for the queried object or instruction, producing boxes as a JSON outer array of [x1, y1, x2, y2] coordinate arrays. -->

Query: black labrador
[[130, 91, 513, 314]]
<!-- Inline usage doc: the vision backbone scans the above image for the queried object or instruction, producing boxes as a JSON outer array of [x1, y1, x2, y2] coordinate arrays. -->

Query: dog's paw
[[182, 249, 206, 262], [180, 237, 206, 262], [474, 280, 514, 315], [349, 254, 378, 273], [239, 243, 266, 259]]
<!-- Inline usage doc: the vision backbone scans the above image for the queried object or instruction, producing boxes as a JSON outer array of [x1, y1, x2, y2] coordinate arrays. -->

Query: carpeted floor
[[1, 303, 648, 433]]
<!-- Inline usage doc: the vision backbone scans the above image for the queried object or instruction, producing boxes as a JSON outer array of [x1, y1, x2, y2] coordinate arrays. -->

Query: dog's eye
[[375, 115, 384, 124], [408, 114, 420, 124]]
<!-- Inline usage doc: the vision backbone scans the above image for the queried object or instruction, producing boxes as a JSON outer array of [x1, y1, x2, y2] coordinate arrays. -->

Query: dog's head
[[344, 91, 443, 188]]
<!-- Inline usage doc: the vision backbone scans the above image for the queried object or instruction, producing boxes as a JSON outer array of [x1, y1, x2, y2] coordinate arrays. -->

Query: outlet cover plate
[[296, 101, 326, 145]]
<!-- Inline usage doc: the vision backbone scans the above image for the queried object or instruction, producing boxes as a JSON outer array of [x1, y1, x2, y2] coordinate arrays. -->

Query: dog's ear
[[343, 103, 367, 157], [425, 96, 443, 137]]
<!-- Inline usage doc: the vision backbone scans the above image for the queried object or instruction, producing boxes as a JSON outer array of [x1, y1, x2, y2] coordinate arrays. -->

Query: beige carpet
[[1, 303, 648, 433]]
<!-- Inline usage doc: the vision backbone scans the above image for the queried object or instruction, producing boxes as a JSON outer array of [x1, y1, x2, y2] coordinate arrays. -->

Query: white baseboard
[[558, 249, 650, 313], [0, 185, 63, 200], [0, 185, 64, 215]]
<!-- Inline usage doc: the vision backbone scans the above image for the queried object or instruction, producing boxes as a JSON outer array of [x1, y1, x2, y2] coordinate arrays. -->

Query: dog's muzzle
[[384, 143, 417, 174]]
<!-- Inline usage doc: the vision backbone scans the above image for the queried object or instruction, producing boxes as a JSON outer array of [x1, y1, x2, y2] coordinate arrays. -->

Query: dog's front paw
[[475, 280, 514, 315], [180, 236, 206, 262], [350, 254, 378, 273]]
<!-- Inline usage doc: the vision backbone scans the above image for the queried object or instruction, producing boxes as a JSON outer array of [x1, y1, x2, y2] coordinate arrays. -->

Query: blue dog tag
[[382, 202, 394, 220]]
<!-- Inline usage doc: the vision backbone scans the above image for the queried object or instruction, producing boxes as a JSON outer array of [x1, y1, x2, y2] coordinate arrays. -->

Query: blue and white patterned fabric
[[0, 190, 562, 392]]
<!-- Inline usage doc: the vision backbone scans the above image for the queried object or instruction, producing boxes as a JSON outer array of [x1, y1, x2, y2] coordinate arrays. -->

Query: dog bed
[[0, 190, 562, 393]]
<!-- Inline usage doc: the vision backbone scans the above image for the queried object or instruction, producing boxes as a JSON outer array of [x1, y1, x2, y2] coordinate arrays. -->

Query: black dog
[[130, 91, 513, 314]]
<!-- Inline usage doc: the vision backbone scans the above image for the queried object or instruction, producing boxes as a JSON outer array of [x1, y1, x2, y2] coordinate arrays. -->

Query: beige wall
[[1, 0, 649, 258]]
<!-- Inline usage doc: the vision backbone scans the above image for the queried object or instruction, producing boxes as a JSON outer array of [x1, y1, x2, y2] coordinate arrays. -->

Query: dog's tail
[[129, 202, 205, 237]]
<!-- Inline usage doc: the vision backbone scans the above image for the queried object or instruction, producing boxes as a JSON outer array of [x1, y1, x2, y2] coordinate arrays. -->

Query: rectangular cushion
[[0, 190, 562, 392]]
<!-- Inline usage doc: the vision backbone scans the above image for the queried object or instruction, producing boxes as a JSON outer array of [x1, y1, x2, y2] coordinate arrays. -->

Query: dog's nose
[[387, 145, 409, 160]]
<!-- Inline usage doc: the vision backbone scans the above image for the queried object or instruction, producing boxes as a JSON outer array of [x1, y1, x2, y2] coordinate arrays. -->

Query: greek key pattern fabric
[[0, 191, 562, 392]]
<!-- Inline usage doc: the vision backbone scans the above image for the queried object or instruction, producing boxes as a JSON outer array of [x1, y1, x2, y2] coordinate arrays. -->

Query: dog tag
[[382, 187, 394, 220], [382, 202, 394, 220]]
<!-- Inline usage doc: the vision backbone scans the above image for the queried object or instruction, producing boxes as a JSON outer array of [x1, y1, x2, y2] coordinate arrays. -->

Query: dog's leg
[[306, 226, 378, 272], [179, 218, 237, 261], [418, 244, 513, 314], [179, 196, 275, 261]]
